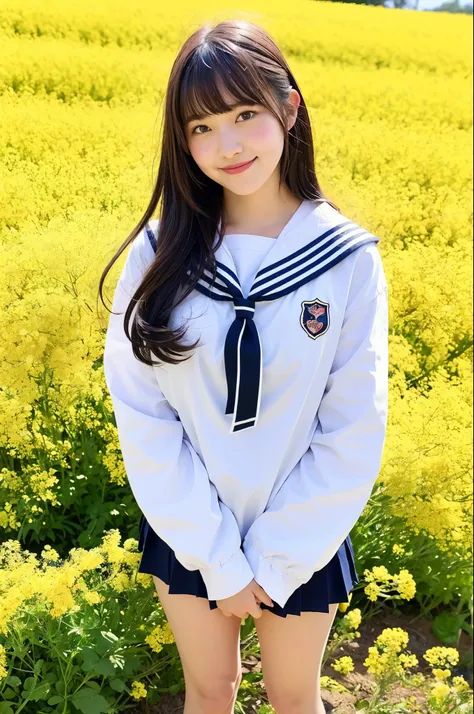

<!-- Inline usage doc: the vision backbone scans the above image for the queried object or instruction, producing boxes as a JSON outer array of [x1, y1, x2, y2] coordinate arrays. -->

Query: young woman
[[100, 18, 389, 714]]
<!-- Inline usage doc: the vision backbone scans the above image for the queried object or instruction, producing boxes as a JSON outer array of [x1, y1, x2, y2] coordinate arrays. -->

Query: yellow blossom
[[343, 608, 362, 631], [429, 680, 451, 703], [130, 680, 147, 700], [331, 656, 354, 675]]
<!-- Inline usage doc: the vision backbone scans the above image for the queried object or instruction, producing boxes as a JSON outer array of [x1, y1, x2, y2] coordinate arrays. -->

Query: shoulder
[[351, 241, 387, 290], [321, 203, 387, 299], [344, 239, 388, 318]]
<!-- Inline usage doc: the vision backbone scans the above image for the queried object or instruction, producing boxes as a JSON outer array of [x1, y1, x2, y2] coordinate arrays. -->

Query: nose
[[218, 128, 243, 157]]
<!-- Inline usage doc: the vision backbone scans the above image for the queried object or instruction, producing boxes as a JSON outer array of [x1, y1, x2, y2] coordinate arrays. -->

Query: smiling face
[[184, 89, 291, 196]]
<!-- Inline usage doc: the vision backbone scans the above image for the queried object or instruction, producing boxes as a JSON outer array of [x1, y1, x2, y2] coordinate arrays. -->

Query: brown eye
[[191, 110, 257, 135], [192, 124, 208, 135], [237, 110, 256, 122]]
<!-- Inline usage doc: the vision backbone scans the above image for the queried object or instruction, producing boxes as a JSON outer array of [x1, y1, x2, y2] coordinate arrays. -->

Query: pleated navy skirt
[[137, 513, 359, 618]]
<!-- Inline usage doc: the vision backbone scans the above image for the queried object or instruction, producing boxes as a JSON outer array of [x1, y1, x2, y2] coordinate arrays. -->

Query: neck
[[222, 175, 302, 237]]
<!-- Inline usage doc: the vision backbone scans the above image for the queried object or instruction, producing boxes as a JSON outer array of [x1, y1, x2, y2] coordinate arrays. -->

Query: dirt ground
[[132, 609, 473, 713]]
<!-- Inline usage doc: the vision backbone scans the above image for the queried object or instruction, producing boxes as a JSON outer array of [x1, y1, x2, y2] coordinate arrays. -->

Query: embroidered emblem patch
[[300, 298, 330, 339]]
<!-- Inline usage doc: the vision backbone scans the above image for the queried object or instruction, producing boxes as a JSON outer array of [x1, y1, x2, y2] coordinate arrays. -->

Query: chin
[[225, 184, 264, 197]]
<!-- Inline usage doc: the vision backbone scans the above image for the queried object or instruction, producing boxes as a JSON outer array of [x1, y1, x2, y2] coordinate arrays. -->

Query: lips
[[221, 157, 257, 174]]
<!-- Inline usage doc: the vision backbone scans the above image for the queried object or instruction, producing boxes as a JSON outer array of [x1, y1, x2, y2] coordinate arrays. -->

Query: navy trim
[[199, 265, 240, 298], [250, 222, 377, 297], [145, 223, 157, 252], [253, 220, 354, 282], [251, 235, 379, 301], [193, 282, 233, 302]]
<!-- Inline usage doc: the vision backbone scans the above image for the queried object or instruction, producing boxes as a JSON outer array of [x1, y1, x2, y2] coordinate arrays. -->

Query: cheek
[[189, 141, 214, 167], [249, 116, 283, 151]]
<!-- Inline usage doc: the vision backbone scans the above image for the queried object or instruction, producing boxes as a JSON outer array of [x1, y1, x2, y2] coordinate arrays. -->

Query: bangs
[[179, 46, 270, 127]]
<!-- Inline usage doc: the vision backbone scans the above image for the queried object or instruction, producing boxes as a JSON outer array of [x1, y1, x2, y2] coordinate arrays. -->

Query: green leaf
[[89, 632, 113, 657], [432, 612, 465, 645], [71, 688, 111, 714], [109, 679, 126, 692], [5, 676, 21, 687], [48, 696, 64, 705], [34, 659, 44, 675], [81, 648, 100, 672], [0, 703, 14, 714], [355, 700, 370, 711], [81, 647, 100, 664], [0, 689, 15, 701], [461, 620, 473, 637], [122, 654, 141, 676], [23, 677, 36, 692], [30, 682, 51, 701], [93, 659, 116, 676]]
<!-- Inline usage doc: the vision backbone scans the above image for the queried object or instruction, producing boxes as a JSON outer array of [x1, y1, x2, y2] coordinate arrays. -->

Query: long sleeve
[[242, 245, 389, 609], [103, 228, 254, 601]]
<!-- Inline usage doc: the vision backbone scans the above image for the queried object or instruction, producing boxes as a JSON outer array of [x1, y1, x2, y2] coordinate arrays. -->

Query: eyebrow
[[186, 102, 252, 125]]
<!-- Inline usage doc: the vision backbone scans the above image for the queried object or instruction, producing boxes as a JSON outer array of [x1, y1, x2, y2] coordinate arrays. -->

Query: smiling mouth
[[220, 157, 257, 173]]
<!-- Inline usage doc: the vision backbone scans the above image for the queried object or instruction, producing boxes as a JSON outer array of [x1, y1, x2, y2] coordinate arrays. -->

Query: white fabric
[[103, 200, 389, 608], [224, 234, 275, 296]]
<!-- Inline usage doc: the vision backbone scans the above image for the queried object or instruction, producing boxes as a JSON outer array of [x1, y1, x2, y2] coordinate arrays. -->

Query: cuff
[[200, 546, 255, 602], [243, 539, 303, 610]]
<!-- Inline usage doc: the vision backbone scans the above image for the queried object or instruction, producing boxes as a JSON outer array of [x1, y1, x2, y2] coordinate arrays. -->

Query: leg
[[254, 602, 339, 714], [152, 576, 242, 714]]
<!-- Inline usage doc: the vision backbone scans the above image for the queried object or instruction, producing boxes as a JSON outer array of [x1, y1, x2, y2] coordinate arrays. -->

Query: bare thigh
[[254, 603, 339, 712], [152, 576, 242, 700]]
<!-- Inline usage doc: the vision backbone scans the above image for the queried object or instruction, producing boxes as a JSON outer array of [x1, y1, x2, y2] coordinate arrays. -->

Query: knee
[[266, 691, 324, 714], [188, 672, 242, 713]]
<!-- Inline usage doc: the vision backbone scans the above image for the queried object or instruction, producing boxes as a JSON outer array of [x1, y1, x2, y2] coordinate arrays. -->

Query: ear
[[286, 87, 301, 131]]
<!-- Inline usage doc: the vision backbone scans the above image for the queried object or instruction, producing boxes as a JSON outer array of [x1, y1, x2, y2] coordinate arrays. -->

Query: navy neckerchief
[[145, 201, 379, 434]]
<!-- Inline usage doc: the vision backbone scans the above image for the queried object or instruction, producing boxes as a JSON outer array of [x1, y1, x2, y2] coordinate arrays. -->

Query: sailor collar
[[146, 200, 379, 434]]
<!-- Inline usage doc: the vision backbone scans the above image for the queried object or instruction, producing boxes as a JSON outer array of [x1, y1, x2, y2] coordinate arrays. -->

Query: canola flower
[[0, 530, 159, 635], [130, 680, 147, 700], [331, 655, 354, 675], [145, 622, 176, 654], [0, 644, 8, 681], [364, 627, 419, 677], [424, 646, 460, 670], [363, 565, 417, 602], [323, 613, 472, 711], [0, 529, 176, 709]]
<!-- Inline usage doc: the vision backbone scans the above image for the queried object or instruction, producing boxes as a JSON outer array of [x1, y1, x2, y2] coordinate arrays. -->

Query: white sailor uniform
[[103, 199, 389, 613]]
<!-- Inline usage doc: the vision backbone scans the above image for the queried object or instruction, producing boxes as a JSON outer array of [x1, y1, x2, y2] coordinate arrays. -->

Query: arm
[[103, 227, 254, 601], [242, 244, 389, 609]]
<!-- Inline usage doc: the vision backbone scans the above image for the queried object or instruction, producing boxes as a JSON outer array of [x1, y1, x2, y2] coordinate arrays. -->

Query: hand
[[216, 579, 274, 620]]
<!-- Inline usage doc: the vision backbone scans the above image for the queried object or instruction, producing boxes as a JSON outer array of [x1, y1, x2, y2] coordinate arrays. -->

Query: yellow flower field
[[0, 0, 472, 710]]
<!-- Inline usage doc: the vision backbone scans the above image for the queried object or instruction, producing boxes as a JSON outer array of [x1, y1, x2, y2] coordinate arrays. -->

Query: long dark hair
[[98, 19, 340, 368]]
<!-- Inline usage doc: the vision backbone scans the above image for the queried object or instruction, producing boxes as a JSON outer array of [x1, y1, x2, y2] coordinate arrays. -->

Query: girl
[[100, 19, 389, 714]]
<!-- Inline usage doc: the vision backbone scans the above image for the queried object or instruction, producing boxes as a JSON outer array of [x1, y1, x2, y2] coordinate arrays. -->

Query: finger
[[255, 585, 274, 607], [263, 592, 274, 607]]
